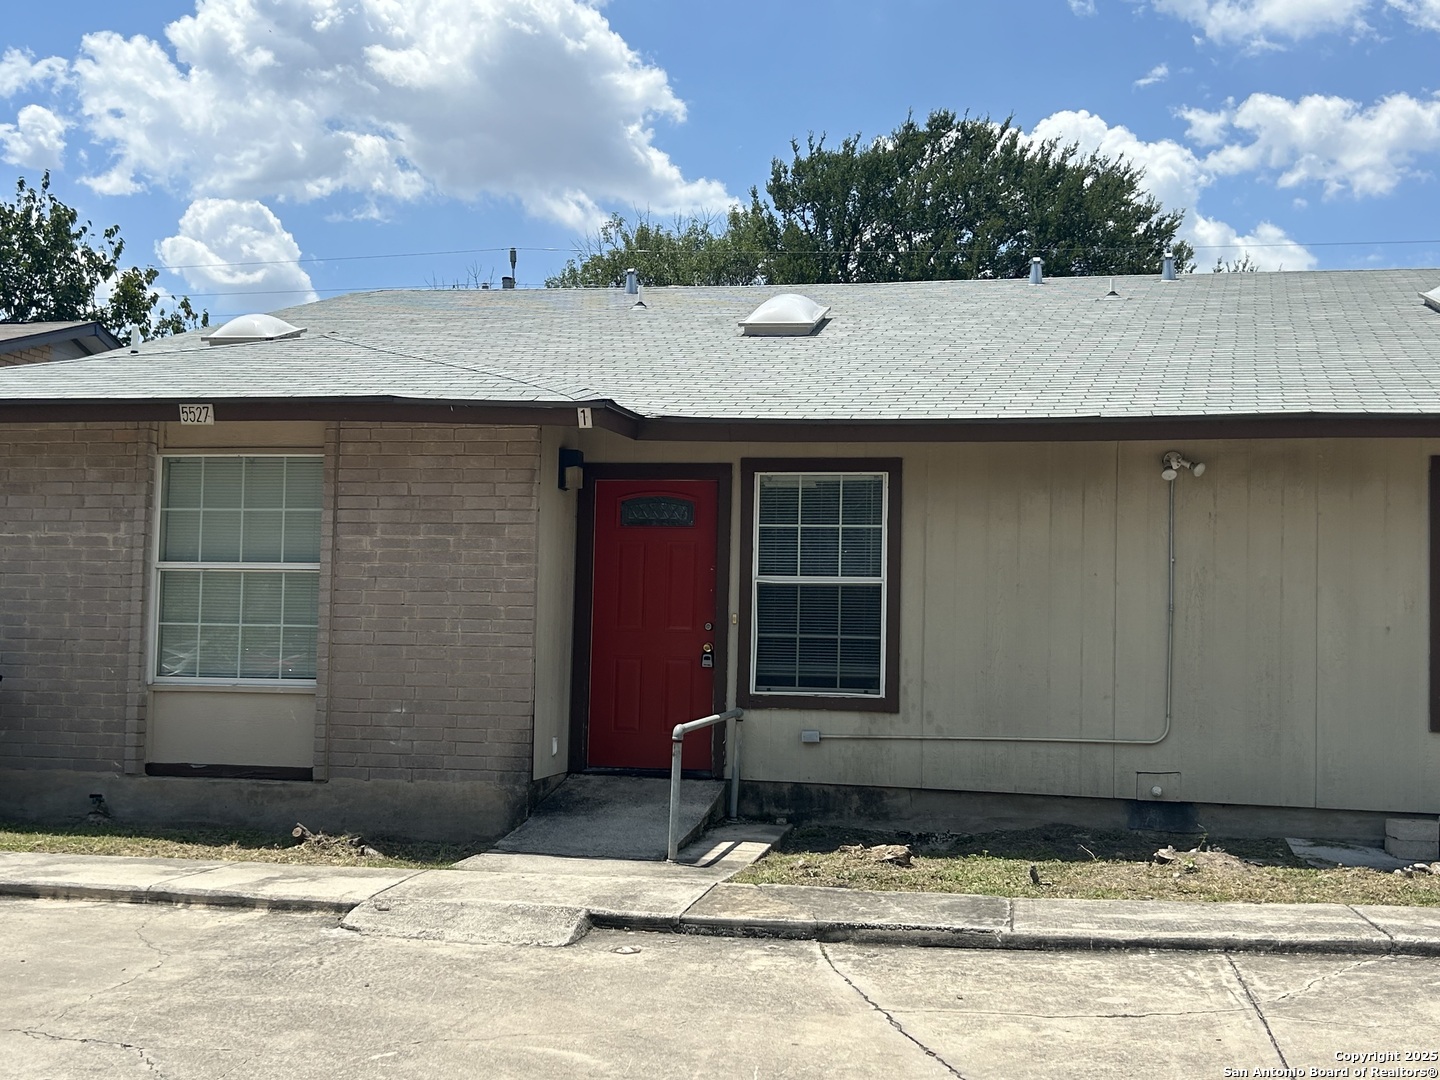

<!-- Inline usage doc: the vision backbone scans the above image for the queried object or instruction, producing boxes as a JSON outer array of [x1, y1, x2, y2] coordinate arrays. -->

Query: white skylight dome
[[201, 313, 307, 346], [1423, 286, 1440, 314], [739, 293, 831, 336]]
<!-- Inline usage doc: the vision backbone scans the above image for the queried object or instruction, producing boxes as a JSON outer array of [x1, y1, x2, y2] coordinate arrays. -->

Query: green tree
[[0, 172, 207, 340], [550, 110, 1194, 288], [757, 111, 1193, 283], [1212, 253, 1260, 272], [546, 210, 770, 288]]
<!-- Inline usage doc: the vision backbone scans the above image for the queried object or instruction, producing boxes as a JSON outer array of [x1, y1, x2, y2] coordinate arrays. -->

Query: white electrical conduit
[[814, 464, 1195, 748]]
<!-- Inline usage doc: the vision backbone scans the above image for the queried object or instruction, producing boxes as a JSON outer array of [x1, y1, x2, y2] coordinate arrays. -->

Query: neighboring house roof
[[0, 321, 124, 360], [2, 270, 1440, 437]]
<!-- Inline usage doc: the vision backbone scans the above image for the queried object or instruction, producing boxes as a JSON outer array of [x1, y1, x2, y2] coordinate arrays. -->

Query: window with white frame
[[155, 456, 321, 682], [751, 471, 888, 697]]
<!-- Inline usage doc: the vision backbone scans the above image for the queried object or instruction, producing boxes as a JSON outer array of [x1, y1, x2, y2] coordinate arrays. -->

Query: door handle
[[701, 642, 714, 668]]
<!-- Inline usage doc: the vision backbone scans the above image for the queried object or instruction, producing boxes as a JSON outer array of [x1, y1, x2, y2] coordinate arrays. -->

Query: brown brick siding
[[1, 420, 542, 792], [0, 345, 55, 366], [0, 423, 155, 772], [319, 424, 540, 785]]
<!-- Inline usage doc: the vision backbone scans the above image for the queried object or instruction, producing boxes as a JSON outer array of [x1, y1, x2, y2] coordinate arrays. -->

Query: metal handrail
[[667, 707, 744, 861]]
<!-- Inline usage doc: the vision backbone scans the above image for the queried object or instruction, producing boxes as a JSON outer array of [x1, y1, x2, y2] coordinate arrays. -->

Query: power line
[[1193, 238, 1440, 250], [152, 236, 1440, 274], [177, 284, 563, 301], [161, 245, 575, 271]]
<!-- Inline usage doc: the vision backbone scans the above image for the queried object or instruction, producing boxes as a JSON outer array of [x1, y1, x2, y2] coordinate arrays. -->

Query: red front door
[[587, 478, 718, 770]]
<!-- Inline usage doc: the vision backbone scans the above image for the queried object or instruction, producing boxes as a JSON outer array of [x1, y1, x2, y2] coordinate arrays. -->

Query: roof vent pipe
[[1161, 250, 1176, 282], [501, 275, 515, 289], [625, 268, 639, 295], [1029, 257, 1043, 285]]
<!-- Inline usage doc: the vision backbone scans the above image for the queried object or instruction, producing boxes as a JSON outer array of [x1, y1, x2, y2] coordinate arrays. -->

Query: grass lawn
[[730, 823, 1440, 906], [0, 821, 481, 869]]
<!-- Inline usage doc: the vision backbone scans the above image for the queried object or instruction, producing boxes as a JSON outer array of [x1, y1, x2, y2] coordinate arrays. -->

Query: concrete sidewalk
[[3, 829, 1439, 956]]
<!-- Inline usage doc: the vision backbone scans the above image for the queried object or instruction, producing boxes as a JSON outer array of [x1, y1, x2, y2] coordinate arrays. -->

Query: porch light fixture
[[558, 447, 585, 491], [1160, 451, 1206, 481], [739, 293, 830, 336], [201, 313, 306, 346]]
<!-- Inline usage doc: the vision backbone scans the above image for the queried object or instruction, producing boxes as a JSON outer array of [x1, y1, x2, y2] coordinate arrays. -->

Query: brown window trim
[[1431, 457, 1440, 733], [738, 458, 902, 714]]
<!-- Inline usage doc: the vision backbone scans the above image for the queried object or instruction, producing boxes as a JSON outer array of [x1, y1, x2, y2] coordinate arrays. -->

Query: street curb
[[673, 914, 1005, 949], [6, 878, 1440, 957], [0, 880, 365, 915], [657, 913, 1440, 956]]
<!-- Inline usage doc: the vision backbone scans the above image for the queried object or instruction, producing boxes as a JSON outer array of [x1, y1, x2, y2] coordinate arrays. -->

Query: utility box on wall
[[1136, 772, 1182, 801]]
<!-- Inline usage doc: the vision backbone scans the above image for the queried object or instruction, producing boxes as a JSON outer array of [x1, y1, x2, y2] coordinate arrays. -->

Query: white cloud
[[67, 0, 729, 226], [1149, 0, 1371, 46], [158, 198, 318, 304], [1026, 109, 1315, 270], [1189, 91, 1440, 196], [1029, 110, 1209, 218], [1135, 64, 1170, 88], [0, 49, 67, 97], [0, 104, 67, 169], [1068, 0, 1098, 15], [1188, 215, 1318, 270], [1386, 0, 1440, 29], [1178, 103, 1234, 146]]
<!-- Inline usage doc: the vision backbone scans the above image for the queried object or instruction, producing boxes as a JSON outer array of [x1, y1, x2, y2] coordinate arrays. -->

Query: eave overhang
[[0, 396, 641, 438], [8, 397, 1440, 442], [631, 413, 1440, 442], [0, 322, 124, 357]]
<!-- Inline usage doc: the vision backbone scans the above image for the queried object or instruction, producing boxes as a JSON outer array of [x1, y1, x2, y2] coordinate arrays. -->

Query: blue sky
[[3, 0, 1439, 321]]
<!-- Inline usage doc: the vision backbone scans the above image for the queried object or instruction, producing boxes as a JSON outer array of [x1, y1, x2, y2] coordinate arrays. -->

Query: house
[[2, 269, 1440, 842], [0, 321, 122, 367]]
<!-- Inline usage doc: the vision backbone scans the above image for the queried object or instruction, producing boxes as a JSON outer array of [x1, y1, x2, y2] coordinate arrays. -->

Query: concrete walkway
[[488, 773, 726, 860], [3, 827, 1439, 955]]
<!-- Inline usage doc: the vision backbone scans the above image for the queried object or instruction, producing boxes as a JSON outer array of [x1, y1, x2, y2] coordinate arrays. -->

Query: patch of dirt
[[1152, 844, 1263, 881], [737, 821, 1440, 905]]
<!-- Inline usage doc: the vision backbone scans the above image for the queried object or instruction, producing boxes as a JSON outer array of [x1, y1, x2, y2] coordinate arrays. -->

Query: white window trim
[[749, 470, 889, 699], [148, 452, 322, 688]]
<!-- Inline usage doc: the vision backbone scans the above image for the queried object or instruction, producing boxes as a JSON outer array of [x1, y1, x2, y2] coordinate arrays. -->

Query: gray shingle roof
[[3, 270, 1440, 422], [0, 321, 92, 343]]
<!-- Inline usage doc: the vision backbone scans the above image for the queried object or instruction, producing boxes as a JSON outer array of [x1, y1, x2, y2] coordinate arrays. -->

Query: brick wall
[[0, 419, 545, 803], [0, 345, 55, 366], [321, 424, 540, 789], [0, 423, 154, 772]]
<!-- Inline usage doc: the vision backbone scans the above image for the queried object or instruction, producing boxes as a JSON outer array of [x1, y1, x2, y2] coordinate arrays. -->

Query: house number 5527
[[178, 404, 214, 425]]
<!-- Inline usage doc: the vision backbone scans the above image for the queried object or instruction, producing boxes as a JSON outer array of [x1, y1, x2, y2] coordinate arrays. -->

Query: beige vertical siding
[[916, 444, 1117, 797], [562, 432, 1440, 815], [1111, 440, 1322, 807], [1315, 441, 1433, 810], [148, 689, 315, 767], [533, 427, 577, 779]]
